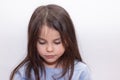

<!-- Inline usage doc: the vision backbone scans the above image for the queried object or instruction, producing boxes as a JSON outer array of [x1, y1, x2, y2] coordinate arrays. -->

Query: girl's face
[[37, 25, 65, 68]]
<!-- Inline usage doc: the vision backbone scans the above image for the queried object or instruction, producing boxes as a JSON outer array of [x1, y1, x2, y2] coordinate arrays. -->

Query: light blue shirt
[[13, 61, 91, 80]]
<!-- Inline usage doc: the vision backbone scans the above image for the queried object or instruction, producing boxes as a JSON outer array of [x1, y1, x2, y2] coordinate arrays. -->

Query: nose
[[46, 44, 53, 52]]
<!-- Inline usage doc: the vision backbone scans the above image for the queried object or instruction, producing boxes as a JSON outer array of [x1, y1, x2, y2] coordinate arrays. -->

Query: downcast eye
[[54, 41, 61, 44], [54, 38, 62, 45], [38, 40, 46, 45]]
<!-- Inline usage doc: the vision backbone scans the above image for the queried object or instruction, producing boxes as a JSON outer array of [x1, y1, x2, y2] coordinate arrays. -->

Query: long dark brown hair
[[10, 4, 82, 80]]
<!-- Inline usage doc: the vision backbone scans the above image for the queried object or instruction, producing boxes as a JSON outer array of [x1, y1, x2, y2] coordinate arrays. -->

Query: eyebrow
[[53, 38, 61, 41], [38, 37, 61, 41]]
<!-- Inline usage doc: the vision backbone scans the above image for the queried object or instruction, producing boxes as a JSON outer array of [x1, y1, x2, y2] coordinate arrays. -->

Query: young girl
[[10, 4, 91, 80]]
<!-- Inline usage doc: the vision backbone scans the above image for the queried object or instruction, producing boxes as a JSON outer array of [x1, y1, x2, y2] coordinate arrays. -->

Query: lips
[[44, 55, 55, 59]]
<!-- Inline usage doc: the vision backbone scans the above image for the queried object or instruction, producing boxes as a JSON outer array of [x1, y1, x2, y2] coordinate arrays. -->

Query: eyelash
[[38, 41, 61, 45], [38, 41, 46, 45], [54, 41, 61, 44]]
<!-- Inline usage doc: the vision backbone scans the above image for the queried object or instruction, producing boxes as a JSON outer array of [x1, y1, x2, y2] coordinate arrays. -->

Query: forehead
[[39, 25, 60, 38]]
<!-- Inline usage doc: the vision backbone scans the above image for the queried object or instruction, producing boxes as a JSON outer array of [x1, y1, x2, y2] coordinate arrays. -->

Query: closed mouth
[[44, 55, 55, 59]]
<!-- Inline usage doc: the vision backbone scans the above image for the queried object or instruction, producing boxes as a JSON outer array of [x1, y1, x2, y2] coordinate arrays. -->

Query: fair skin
[[37, 25, 65, 68]]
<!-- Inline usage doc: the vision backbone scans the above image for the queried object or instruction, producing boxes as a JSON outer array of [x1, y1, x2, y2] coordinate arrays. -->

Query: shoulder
[[72, 61, 92, 80], [13, 63, 28, 80], [74, 61, 88, 71]]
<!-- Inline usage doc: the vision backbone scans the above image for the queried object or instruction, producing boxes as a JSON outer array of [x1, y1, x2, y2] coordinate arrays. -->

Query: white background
[[0, 0, 120, 80]]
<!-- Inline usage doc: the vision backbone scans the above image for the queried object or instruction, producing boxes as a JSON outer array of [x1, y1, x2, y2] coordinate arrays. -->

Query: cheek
[[37, 45, 45, 55], [55, 45, 65, 54]]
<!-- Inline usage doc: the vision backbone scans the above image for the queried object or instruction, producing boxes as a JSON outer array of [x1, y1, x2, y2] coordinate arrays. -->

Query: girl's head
[[28, 4, 82, 67], [37, 25, 65, 68]]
